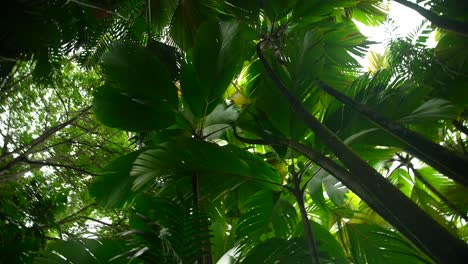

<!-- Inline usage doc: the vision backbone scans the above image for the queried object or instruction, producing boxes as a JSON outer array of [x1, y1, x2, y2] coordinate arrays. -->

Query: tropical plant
[[1, 0, 467, 263]]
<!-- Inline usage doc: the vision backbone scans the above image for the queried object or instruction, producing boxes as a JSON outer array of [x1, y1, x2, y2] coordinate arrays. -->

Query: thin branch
[[201, 125, 231, 140], [0, 72, 33, 96], [57, 203, 97, 225], [26, 106, 91, 155], [22, 158, 98, 176], [232, 126, 274, 145], [295, 185, 320, 264], [53, 84, 69, 118], [65, 0, 128, 20]]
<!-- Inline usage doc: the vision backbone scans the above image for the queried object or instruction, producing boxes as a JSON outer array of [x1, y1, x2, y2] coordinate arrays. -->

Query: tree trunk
[[294, 180, 320, 264], [318, 82, 468, 188], [257, 43, 468, 263], [393, 0, 468, 36]]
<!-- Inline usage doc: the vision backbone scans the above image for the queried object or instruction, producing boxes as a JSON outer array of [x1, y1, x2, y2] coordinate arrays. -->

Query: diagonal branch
[[57, 203, 97, 225], [393, 0, 468, 36], [256, 42, 468, 263], [318, 82, 468, 188], [21, 158, 98, 176], [0, 106, 91, 165]]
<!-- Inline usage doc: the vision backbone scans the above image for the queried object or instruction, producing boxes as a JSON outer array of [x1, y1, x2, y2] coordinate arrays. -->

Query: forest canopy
[[0, 0, 467, 263]]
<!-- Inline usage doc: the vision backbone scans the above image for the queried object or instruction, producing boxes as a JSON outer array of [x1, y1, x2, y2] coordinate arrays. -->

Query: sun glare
[[354, 1, 438, 71]]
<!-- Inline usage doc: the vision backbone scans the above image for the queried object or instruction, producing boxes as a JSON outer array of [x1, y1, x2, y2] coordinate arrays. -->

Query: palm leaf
[[235, 190, 297, 253], [342, 223, 434, 264], [34, 239, 129, 264]]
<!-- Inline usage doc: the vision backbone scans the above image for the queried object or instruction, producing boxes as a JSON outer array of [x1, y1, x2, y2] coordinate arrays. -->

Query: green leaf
[[89, 151, 142, 208], [93, 84, 175, 131], [169, 0, 212, 50], [100, 41, 177, 105], [182, 21, 253, 117], [223, 0, 261, 22], [399, 98, 459, 124], [262, 0, 297, 21], [254, 76, 294, 137], [241, 220, 347, 264], [309, 221, 347, 263], [236, 190, 275, 249], [323, 175, 348, 207], [307, 168, 329, 210], [34, 239, 128, 264], [241, 237, 309, 264], [351, 1, 389, 27], [131, 138, 281, 191], [343, 224, 433, 264], [94, 41, 178, 131]]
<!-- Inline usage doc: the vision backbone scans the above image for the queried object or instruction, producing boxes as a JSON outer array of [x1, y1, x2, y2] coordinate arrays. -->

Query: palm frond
[[34, 238, 129, 264], [405, 20, 432, 47], [235, 190, 297, 254], [113, 196, 210, 263], [342, 223, 434, 264]]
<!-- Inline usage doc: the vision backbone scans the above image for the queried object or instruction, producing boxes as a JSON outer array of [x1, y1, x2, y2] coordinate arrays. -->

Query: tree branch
[[393, 0, 468, 36], [318, 82, 468, 188], [56, 203, 97, 225], [21, 158, 98, 176], [256, 42, 468, 263]]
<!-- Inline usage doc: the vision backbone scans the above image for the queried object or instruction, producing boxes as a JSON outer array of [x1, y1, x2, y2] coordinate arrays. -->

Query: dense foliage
[[1, 0, 468, 263]]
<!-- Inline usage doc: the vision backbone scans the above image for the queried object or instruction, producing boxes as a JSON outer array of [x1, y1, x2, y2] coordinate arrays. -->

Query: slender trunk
[[393, 0, 468, 36], [294, 187, 320, 264], [318, 82, 468, 188], [192, 172, 213, 264], [256, 43, 468, 263]]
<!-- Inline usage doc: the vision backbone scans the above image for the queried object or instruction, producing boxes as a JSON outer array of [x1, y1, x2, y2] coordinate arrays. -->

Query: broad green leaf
[[240, 237, 309, 264], [262, 0, 297, 21], [241, 220, 346, 264], [309, 221, 347, 263], [34, 239, 129, 264], [388, 168, 413, 197], [351, 1, 389, 27], [271, 198, 298, 238], [35, 240, 96, 264], [236, 191, 297, 252], [131, 138, 281, 191], [399, 98, 459, 123], [169, 0, 212, 50], [307, 168, 329, 211], [344, 223, 433, 264], [100, 41, 177, 105], [148, 0, 178, 33], [323, 175, 348, 207], [93, 84, 175, 131], [223, 0, 261, 22], [183, 21, 253, 117], [94, 41, 178, 131], [180, 58, 205, 117], [254, 76, 293, 137], [89, 151, 142, 208], [235, 190, 275, 250], [204, 103, 239, 128]]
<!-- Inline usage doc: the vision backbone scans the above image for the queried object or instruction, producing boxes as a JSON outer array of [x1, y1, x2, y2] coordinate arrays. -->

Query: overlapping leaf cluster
[[2, 0, 467, 263]]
